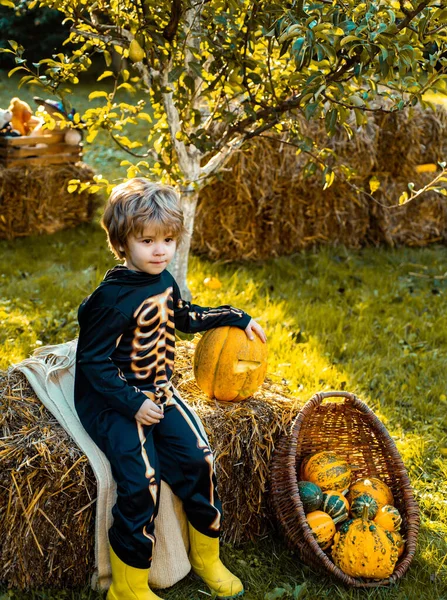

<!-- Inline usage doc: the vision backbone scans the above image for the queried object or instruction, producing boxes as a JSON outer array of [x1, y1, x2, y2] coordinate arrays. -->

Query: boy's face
[[121, 224, 177, 275]]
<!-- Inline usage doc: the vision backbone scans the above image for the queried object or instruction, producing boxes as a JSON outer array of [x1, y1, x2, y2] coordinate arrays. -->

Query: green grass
[[1, 223, 447, 599]]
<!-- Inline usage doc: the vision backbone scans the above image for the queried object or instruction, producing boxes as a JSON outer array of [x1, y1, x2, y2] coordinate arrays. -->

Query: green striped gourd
[[298, 481, 323, 513], [321, 490, 349, 522], [350, 493, 379, 519]]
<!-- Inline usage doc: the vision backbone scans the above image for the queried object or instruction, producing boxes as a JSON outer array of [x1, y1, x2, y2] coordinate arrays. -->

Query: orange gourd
[[374, 505, 402, 532], [347, 477, 393, 509], [193, 326, 268, 402], [306, 510, 338, 550]]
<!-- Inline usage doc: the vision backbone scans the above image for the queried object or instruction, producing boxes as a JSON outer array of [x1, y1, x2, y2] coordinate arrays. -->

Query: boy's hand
[[135, 398, 164, 426], [245, 318, 267, 343]]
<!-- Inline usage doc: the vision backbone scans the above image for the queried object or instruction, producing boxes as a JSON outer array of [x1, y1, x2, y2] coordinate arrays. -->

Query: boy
[[74, 178, 266, 600]]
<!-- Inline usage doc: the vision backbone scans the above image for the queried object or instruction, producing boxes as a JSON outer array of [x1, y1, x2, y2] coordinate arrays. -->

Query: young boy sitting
[[74, 178, 266, 600]]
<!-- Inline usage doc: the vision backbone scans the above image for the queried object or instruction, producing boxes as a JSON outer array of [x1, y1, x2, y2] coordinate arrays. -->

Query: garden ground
[[0, 222, 446, 599]]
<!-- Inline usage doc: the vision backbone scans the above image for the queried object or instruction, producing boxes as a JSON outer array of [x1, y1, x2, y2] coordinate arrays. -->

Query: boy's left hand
[[245, 318, 267, 343]]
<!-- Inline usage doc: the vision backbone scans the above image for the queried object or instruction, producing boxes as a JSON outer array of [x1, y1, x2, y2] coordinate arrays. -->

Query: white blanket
[[14, 340, 190, 590]]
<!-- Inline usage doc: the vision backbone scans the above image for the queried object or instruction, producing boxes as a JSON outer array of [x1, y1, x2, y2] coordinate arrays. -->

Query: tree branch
[[220, 0, 433, 145], [164, 0, 184, 42]]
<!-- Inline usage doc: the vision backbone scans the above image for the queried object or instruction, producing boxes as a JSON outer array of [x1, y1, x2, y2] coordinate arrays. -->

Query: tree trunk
[[168, 189, 199, 300]]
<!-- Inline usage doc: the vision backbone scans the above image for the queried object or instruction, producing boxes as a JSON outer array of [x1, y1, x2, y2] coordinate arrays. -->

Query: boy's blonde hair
[[101, 178, 186, 259]]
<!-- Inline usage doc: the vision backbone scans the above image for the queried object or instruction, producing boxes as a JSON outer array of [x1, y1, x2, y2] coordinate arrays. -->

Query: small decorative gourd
[[301, 451, 351, 492], [347, 477, 393, 509], [388, 531, 405, 557], [374, 505, 402, 532], [322, 490, 349, 522], [332, 505, 399, 578], [306, 510, 340, 550], [350, 493, 379, 520], [298, 481, 323, 513]]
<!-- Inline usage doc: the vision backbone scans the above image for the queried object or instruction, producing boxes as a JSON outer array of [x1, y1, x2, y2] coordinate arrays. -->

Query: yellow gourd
[[347, 477, 393, 509], [389, 531, 405, 557], [332, 505, 399, 578], [301, 451, 351, 492], [374, 505, 402, 532]]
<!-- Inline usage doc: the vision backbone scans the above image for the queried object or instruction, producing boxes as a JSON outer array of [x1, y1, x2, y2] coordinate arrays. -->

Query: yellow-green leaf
[[117, 82, 136, 93], [86, 129, 99, 143], [369, 176, 380, 193], [97, 71, 114, 81], [138, 112, 152, 123], [8, 66, 25, 77], [88, 90, 108, 100], [398, 191, 409, 205], [104, 50, 112, 67], [340, 35, 361, 47]]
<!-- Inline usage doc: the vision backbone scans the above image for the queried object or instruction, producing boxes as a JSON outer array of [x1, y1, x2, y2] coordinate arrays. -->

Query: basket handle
[[290, 390, 376, 439]]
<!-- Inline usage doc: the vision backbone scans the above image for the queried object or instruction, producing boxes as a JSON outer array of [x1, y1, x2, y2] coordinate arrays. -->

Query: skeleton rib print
[[131, 288, 175, 388]]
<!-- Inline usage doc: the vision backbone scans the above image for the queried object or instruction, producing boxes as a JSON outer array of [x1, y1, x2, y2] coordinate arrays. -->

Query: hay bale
[[0, 162, 99, 240], [192, 105, 447, 261], [0, 340, 300, 590]]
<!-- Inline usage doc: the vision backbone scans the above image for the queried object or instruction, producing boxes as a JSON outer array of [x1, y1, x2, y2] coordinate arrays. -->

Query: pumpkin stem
[[362, 504, 370, 521]]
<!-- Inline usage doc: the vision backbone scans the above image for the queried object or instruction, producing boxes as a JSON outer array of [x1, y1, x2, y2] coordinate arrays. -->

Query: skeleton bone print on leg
[[165, 394, 222, 532], [131, 288, 175, 402]]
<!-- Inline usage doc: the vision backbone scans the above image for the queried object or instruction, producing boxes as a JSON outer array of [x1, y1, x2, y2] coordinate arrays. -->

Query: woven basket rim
[[272, 390, 420, 588]]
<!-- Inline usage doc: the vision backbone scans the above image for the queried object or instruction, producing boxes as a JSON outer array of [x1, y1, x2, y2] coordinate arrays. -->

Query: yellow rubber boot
[[188, 524, 244, 599], [107, 545, 163, 600]]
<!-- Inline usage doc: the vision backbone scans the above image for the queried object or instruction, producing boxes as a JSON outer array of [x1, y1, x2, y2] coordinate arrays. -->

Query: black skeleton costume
[[75, 265, 251, 568]]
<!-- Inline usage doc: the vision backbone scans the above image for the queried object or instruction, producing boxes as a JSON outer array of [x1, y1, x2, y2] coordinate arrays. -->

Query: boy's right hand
[[135, 398, 164, 425]]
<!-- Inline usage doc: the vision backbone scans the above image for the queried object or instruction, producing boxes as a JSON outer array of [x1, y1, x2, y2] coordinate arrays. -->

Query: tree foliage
[[1, 0, 446, 287]]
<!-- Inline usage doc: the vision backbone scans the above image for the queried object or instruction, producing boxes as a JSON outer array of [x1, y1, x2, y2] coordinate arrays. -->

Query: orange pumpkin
[[193, 326, 268, 401]]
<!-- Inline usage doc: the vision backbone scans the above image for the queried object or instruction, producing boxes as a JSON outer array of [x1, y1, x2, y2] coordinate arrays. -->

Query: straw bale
[[0, 162, 99, 240], [192, 104, 447, 261], [0, 369, 96, 589], [0, 339, 300, 590], [371, 176, 447, 247]]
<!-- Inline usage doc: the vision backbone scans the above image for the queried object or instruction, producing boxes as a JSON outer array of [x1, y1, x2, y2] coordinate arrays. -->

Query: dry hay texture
[[0, 339, 302, 590], [0, 162, 99, 240], [192, 105, 447, 261]]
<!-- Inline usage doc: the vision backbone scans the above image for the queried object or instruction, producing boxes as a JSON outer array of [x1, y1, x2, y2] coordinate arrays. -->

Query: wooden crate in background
[[0, 132, 82, 167]]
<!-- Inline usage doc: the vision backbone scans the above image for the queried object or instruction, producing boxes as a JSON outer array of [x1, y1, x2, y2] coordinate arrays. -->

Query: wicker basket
[[270, 391, 420, 588]]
